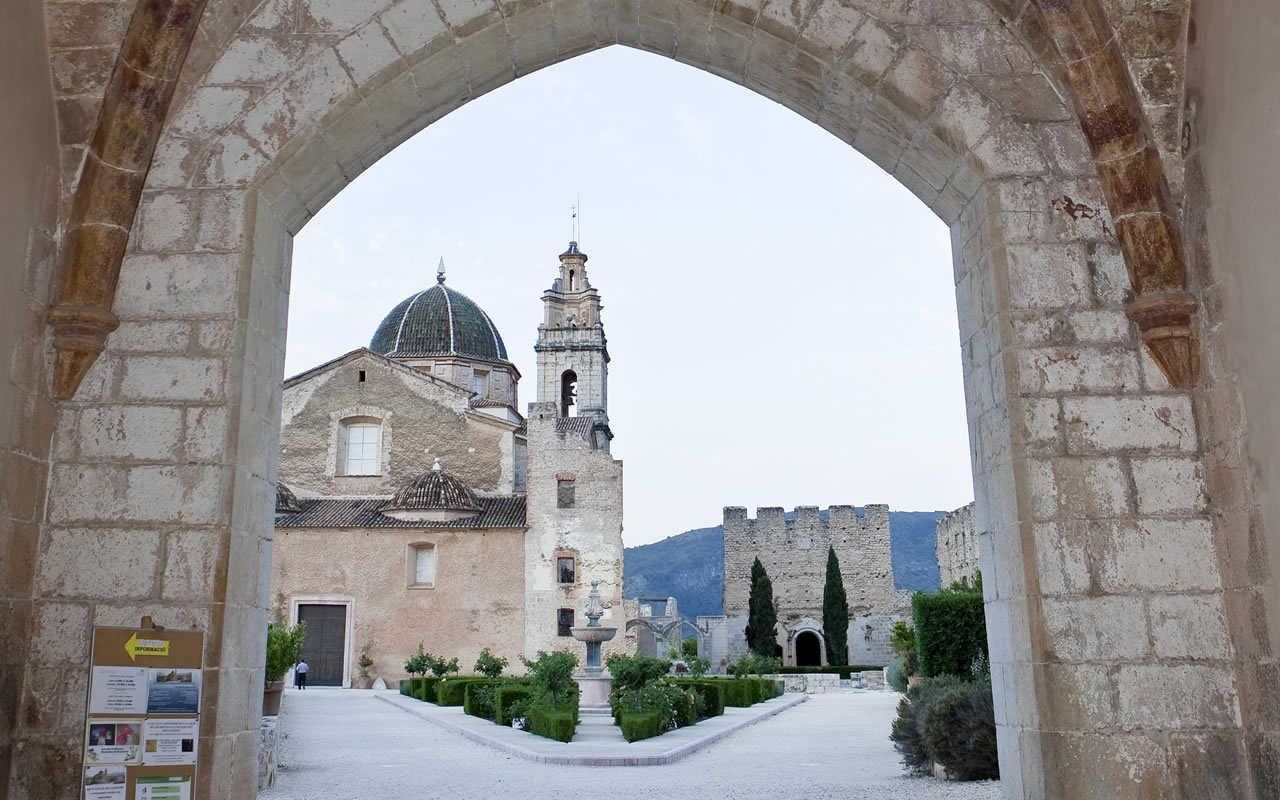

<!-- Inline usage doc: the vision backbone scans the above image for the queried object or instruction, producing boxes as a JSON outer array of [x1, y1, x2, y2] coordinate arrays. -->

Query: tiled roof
[[470, 399, 510, 409], [276, 482, 302, 513], [369, 283, 509, 362], [555, 416, 597, 442], [388, 465, 482, 513], [276, 495, 526, 529]]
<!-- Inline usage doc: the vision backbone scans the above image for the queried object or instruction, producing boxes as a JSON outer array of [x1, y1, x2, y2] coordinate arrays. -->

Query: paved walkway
[[261, 689, 1001, 800]]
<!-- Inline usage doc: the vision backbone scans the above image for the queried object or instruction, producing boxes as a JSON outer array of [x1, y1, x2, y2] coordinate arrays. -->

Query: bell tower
[[535, 241, 609, 431]]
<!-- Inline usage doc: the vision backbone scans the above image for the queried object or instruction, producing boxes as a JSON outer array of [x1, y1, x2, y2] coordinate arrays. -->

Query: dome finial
[[436, 257, 446, 284], [431, 456, 442, 471]]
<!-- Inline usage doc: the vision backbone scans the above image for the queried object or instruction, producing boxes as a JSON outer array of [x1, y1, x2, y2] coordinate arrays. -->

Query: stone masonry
[[6, 1, 1280, 798], [936, 502, 980, 587], [722, 505, 910, 666]]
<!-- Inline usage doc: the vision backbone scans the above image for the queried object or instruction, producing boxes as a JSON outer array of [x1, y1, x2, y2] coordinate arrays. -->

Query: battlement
[[722, 503, 891, 530]]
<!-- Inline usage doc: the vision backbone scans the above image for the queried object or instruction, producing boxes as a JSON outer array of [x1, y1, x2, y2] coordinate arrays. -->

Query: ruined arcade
[[4, 0, 1280, 798]]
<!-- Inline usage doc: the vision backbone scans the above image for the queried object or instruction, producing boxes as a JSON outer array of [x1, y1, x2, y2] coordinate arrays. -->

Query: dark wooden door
[[298, 604, 347, 686]]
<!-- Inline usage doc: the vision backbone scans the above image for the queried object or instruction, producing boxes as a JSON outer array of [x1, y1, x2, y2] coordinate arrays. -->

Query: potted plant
[[263, 621, 306, 715], [356, 643, 375, 689]]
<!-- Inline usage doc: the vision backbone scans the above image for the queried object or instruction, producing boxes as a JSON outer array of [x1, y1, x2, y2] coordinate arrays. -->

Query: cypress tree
[[822, 546, 850, 665], [744, 557, 778, 657]]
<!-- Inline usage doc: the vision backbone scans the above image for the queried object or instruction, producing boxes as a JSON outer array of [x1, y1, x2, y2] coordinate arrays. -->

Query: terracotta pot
[[263, 681, 285, 715], [355, 676, 374, 690]]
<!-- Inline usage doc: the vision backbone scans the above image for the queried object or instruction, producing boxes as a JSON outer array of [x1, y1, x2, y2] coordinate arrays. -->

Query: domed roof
[[383, 459, 483, 522], [369, 277, 509, 363]]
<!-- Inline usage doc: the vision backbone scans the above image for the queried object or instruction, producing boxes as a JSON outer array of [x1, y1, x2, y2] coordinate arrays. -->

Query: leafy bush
[[522, 650, 579, 706], [606, 654, 671, 713], [619, 711, 665, 742], [474, 648, 508, 679], [912, 587, 987, 679], [890, 621, 919, 676], [429, 656, 460, 678], [495, 685, 532, 726], [686, 655, 711, 678], [889, 674, 992, 778], [681, 638, 699, 659], [923, 682, 998, 780], [404, 643, 432, 677], [265, 621, 307, 683], [885, 658, 907, 693], [726, 653, 780, 677]]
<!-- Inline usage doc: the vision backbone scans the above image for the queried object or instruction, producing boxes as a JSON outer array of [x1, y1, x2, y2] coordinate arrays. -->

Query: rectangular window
[[557, 479, 575, 509], [358, 369, 366, 383], [557, 557, 575, 584], [472, 370, 488, 397], [413, 545, 437, 586], [343, 423, 381, 475], [557, 608, 574, 637]]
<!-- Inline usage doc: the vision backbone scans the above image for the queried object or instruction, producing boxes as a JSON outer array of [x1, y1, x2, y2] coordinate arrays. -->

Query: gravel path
[[262, 689, 1001, 800]]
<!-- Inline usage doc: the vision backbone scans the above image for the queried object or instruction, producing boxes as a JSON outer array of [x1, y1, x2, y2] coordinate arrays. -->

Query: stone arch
[[794, 629, 824, 668], [25, 1, 1270, 798]]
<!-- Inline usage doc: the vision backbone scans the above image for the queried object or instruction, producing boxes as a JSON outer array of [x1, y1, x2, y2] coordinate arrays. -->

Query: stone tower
[[535, 241, 610, 442], [523, 242, 625, 661]]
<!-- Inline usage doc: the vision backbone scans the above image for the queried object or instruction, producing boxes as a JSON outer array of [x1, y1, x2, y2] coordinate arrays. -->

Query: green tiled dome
[[369, 281, 509, 362]]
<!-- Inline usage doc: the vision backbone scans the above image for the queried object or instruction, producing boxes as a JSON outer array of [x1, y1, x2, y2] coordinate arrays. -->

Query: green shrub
[[495, 685, 532, 726], [265, 621, 307, 683], [404, 643, 432, 677], [726, 653, 781, 677], [429, 656, 460, 678], [922, 682, 998, 780], [889, 674, 990, 777], [721, 679, 755, 707], [912, 588, 987, 678], [437, 677, 484, 706], [681, 638, 698, 659], [399, 679, 412, 696], [619, 711, 665, 742], [606, 654, 671, 713], [522, 650, 579, 707], [777, 665, 884, 679], [885, 658, 907, 693], [676, 680, 725, 718]]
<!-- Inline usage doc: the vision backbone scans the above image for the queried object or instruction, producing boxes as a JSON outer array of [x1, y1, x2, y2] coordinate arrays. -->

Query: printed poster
[[146, 668, 201, 715], [82, 765, 126, 800], [142, 717, 199, 765], [89, 667, 148, 715], [84, 719, 143, 765], [134, 775, 192, 800]]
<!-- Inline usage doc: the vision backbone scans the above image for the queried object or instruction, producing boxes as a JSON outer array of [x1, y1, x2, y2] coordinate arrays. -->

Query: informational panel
[[84, 626, 204, 800]]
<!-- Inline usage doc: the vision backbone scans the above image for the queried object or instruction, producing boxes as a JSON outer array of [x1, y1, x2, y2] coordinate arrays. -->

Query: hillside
[[622, 509, 945, 620]]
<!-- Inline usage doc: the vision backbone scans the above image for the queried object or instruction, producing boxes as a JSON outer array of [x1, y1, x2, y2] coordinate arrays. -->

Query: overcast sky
[[285, 45, 972, 547]]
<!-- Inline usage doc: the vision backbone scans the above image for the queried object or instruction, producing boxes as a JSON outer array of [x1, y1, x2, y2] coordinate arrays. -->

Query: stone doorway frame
[[288, 595, 355, 689], [23, 2, 1271, 798]]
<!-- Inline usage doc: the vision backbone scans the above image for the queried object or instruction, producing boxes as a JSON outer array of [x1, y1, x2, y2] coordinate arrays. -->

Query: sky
[[285, 45, 972, 547]]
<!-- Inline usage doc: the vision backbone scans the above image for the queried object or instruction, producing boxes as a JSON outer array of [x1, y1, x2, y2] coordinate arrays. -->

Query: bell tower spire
[[535, 241, 610, 436]]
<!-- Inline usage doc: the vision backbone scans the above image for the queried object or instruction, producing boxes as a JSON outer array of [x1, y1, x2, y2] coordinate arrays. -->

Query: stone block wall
[[523, 403, 624, 663], [936, 502, 979, 587], [848, 614, 902, 666]]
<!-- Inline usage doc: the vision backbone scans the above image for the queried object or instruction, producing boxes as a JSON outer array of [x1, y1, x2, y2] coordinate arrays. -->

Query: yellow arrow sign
[[125, 632, 171, 661]]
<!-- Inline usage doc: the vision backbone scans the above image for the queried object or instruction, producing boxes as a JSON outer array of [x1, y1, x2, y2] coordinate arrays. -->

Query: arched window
[[568, 269, 575, 290], [560, 371, 577, 417], [338, 416, 381, 475]]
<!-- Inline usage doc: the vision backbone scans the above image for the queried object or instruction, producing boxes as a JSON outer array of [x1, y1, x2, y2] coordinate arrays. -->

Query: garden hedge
[[495, 685, 532, 726], [675, 680, 725, 718], [778, 665, 883, 678], [399, 679, 412, 696], [526, 705, 576, 742], [415, 676, 443, 703], [463, 680, 498, 720], [619, 711, 665, 742], [437, 677, 486, 706], [912, 588, 988, 678]]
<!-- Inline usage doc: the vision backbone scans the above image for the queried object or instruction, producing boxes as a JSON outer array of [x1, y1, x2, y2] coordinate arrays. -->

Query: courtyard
[[262, 689, 999, 800]]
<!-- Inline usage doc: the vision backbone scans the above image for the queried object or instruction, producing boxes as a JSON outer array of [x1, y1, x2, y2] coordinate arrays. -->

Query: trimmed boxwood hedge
[[495, 685, 532, 726], [619, 711, 665, 742], [415, 676, 443, 703], [463, 680, 498, 720], [912, 589, 988, 678], [437, 677, 486, 706], [526, 705, 576, 742], [399, 679, 412, 696], [675, 680, 725, 718]]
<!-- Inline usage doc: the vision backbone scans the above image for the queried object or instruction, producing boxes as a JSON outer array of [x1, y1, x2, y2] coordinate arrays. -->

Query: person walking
[[295, 660, 309, 690]]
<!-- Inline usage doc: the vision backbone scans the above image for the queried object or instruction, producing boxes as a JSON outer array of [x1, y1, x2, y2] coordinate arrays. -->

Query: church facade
[[270, 245, 626, 686]]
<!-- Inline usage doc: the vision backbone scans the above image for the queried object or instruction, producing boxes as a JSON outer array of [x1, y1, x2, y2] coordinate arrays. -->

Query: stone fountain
[[570, 581, 617, 709]]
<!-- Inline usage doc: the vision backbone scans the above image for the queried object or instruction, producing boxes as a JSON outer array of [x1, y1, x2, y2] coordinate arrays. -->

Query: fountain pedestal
[[570, 582, 617, 709]]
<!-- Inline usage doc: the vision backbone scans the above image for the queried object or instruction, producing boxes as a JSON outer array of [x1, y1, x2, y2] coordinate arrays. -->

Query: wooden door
[[298, 604, 347, 686]]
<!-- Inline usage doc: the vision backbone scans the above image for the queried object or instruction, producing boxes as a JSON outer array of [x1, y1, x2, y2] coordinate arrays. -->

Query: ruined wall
[[936, 502, 979, 587], [0, 0, 60, 791], [523, 403, 624, 664], [280, 353, 515, 495], [270, 525, 525, 685]]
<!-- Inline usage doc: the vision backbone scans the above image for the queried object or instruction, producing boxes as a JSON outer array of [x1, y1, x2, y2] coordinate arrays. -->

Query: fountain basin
[[570, 626, 617, 644]]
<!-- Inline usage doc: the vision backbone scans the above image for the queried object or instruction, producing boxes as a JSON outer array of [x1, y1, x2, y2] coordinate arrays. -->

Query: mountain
[[622, 509, 945, 619]]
